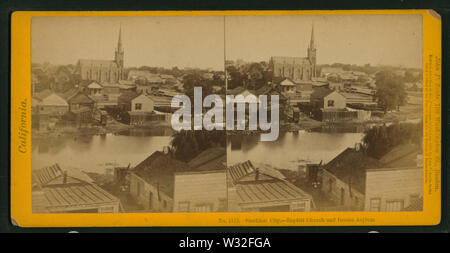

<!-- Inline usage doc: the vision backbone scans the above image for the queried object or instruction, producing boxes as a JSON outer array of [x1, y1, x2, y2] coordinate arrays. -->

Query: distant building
[[131, 93, 154, 113], [227, 160, 312, 212], [60, 88, 96, 127], [310, 88, 346, 111], [279, 78, 296, 95], [269, 24, 317, 82], [87, 82, 103, 96], [128, 70, 164, 84], [118, 91, 170, 125], [61, 88, 96, 112], [295, 82, 314, 103], [31, 89, 68, 116], [320, 67, 345, 77], [310, 88, 371, 122], [76, 27, 125, 83], [32, 164, 120, 213]]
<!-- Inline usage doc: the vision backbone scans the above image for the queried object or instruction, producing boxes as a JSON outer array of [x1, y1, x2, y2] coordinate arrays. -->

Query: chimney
[[255, 168, 260, 181], [62, 171, 67, 184]]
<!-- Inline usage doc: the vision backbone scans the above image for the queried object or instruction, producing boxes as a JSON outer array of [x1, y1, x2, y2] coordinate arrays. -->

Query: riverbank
[[31, 119, 174, 141], [32, 119, 132, 141]]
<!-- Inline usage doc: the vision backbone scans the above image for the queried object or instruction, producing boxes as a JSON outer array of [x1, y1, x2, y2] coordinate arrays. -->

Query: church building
[[269, 24, 317, 83], [76, 27, 125, 83]]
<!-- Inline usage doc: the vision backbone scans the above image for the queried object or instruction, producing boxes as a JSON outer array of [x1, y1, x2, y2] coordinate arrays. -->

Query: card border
[[10, 10, 442, 227]]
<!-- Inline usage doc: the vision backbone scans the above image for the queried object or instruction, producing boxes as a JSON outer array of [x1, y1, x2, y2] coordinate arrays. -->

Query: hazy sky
[[226, 15, 422, 68], [31, 16, 225, 70], [31, 14, 422, 70]]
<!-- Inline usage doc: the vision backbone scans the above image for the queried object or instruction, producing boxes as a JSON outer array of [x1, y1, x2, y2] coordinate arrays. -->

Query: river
[[32, 126, 365, 173], [227, 130, 364, 171], [32, 130, 173, 173]]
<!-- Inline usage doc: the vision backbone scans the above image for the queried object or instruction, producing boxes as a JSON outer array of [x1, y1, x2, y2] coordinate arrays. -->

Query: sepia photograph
[[225, 15, 423, 212], [30, 14, 423, 214]]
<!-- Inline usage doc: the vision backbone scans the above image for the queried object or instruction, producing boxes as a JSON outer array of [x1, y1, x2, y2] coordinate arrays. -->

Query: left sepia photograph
[[30, 16, 226, 213]]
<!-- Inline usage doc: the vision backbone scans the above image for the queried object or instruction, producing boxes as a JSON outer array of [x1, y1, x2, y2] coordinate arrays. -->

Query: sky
[[31, 14, 422, 70], [225, 14, 423, 68], [31, 16, 225, 71]]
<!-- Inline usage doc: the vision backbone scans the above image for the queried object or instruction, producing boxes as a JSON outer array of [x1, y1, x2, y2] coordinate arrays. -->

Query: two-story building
[[60, 88, 96, 127], [321, 143, 423, 212], [173, 147, 227, 212], [129, 147, 227, 213]]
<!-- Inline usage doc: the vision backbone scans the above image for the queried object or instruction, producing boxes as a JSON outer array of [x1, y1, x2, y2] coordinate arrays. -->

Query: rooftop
[[33, 89, 53, 101], [228, 160, 311, 205], [133, 151, 190, 197], [324, 148, 381, 193], [32, 164, 119, 212], [270, 56, 311, 65], [187, 147, 226, 172], [310, 88, 335, 99]]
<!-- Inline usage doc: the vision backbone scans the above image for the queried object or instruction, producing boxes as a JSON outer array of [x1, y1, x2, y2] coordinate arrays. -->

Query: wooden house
[[87, 81, 103, 96], [130, 148, 228, 213], [321, 143, 423, 211], [310, 88, 346, 110], [321, 145, 378, 211], [129, 151, 191, 212], [309, 88, 368, 122], [60, 88, 96, 127], [31, 89, 69, 116], [173, 147, 227, 212], [364, 143, 423, 211]]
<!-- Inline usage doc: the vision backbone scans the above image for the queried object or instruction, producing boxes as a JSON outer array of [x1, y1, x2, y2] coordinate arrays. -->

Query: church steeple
[[307, 22, 317, 78], [115, 25, 124, 80], [309, 23, 315, 50], [117, 25, 123, 53]]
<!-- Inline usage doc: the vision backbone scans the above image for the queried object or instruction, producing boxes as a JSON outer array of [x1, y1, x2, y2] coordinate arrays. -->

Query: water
[[227, 130, 364, 171], [32, 133, 172, 173], [32, 128, 364, 174]]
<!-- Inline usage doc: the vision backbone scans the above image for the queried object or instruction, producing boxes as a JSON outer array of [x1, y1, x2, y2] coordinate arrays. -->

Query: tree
[[375, 71, 407, 113], [226, 66, 247, 90], [170, 130, 226, 162], [363, 122, 422, 159], [182, 73, 214, 100]]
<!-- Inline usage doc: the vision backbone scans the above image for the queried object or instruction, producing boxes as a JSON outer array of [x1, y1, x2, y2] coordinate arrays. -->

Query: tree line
[[362, 122, 422, 159]]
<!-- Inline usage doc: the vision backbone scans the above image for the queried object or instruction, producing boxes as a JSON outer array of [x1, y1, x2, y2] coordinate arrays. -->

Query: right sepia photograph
[[30, 13, 425, 215], [225, 14, 423, 212]]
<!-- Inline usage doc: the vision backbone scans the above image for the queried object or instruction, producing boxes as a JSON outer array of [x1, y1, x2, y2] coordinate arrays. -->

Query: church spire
[[117, 25, 123, 52], [307, 22, 317, 78], [309, 22, 315, 49], [115, 25, 124, 78]]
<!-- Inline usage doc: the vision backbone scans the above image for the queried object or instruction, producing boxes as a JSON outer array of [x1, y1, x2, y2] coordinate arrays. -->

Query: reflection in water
[[32, 133, 172, 173], [311, 124, 366, 133], [118, 127, 174, 137], [33, 127, 364, 174], [227, 131, 364, 171]]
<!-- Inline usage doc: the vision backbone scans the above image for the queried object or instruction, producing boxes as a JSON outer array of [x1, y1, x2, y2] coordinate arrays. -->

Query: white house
[[131, 93, 154, 112]]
